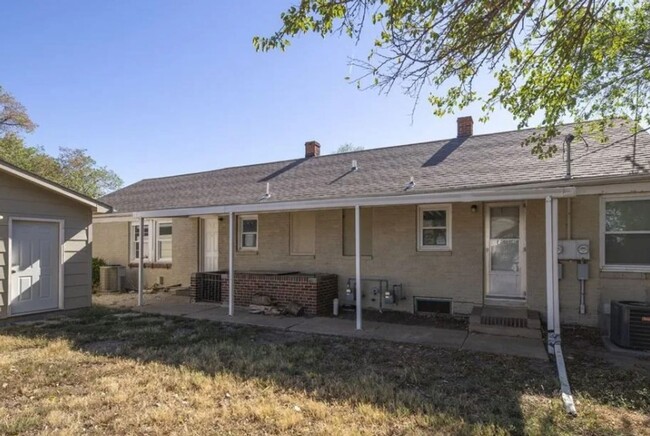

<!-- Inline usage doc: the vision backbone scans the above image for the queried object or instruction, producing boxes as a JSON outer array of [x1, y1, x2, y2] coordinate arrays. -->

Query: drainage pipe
[[551, 334, 578, 415], [579, 279, 586, 315]]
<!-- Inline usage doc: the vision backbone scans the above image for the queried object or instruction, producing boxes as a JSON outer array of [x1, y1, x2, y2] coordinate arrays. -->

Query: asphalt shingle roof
[[102, 121, 650, 213]]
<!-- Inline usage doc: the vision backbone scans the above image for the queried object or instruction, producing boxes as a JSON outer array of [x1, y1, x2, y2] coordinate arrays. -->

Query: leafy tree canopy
[[255, 0, 650, 157], [0, 87, 122, 198], [335, 143, 365, 153]]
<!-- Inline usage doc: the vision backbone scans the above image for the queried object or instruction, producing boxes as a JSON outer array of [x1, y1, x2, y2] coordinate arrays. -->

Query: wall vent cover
[[414, 297, 451, 314]]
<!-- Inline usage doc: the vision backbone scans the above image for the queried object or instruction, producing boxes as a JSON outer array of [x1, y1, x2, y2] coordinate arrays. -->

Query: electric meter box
[[557, 240, 590, 260]]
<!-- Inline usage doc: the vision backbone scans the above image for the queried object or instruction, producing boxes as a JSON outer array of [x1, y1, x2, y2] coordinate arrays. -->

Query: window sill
[[290, 254, 316, 258], [416, 249, 453, 256], [600, 267, 650, 279], [128, 262, 172, 269], [601, 265, 650, 273], [236, 250, 258, 256]]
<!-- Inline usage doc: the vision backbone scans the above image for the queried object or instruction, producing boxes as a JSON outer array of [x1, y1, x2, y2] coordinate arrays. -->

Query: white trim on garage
[[0, 160, 111, 213]]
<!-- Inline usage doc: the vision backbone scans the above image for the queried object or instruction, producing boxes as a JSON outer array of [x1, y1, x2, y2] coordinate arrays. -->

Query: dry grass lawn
[[0, 306, 648, 435]]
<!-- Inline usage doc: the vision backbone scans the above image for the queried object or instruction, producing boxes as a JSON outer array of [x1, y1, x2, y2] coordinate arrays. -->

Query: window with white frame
[[130, 220, 173, 262], [238, 215, 258, 250], [157, 222, 173, 262], [603, 197, 650, 269], [418, 204, 452, 251]]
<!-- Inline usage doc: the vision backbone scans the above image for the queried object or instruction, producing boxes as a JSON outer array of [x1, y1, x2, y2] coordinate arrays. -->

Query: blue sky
[[1, 1, 530, 187]]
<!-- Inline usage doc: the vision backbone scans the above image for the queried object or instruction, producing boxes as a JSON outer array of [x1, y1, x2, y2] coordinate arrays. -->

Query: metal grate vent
[[480, 316, 527, 328], [415, 298, 451, 314]]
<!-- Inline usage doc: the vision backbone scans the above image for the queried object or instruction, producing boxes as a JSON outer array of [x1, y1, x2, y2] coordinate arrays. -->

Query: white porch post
[[545, 196, 560, 352], [228, 211, 235, 316], [137, 216, 144, 307], [355, 205, 362, 330]]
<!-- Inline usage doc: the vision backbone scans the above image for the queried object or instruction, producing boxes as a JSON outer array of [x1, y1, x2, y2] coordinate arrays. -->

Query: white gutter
[[133, 186, 576, 218]]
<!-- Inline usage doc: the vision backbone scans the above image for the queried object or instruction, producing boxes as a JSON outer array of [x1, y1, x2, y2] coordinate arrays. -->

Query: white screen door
[[203, 218, 219, 271], [10, 220, 60, 315], [486, 205, 526, 299]]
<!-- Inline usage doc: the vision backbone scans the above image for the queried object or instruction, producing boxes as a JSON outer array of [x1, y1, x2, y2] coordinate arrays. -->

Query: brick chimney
[[457, 116, 474, 137], [305, 140, 321, 158]]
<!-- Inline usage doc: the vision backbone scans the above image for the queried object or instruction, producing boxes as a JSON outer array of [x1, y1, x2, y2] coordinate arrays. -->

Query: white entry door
[[485, 204, 526, 299], [203, 218, 219, 271], [10, 220, 60, 315]]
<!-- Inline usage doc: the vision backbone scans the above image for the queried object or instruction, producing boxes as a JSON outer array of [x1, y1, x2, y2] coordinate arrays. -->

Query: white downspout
[[228, 211, 235, 316], [138, 216, 144, 307], [355, 205, 362, 330], [566, 198, 572, 240], [545, 197, 555, 352], [546, 196, 577, 415], [552, 197, 561, 336]]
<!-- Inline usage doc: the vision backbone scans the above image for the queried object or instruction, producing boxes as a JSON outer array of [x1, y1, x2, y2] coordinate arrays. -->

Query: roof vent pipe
[[564, 134, 575, 179], [259, 182, 271, 201], [404, 176, 415, 191], [351, 159, 358, 171]]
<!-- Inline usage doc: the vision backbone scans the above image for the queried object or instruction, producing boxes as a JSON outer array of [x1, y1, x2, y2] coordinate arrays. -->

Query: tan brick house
[[93, 118, 650, 344]]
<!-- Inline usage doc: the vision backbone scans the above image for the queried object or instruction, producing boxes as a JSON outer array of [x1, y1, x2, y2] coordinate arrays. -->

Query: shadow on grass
[[2, 306, 648, 433]]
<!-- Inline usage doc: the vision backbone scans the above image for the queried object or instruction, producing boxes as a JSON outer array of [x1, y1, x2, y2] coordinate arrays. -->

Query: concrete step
[[469, 306, 542, 339]]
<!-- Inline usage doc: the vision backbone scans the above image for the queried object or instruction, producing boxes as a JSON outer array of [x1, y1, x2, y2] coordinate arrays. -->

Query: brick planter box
[[217, 272, 338, 316]]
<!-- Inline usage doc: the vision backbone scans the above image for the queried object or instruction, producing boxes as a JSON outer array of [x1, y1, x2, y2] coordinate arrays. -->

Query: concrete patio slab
[[98, 294, 548, 360], [461, 332, 549, 360], [133, 302, 215, 317]]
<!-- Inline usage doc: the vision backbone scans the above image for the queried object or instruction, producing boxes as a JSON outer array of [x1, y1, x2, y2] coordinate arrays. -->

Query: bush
[[92, 257, 107, 287]]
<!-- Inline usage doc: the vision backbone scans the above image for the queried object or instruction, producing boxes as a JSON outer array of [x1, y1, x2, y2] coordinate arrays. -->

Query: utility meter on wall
[[557, 240, 591, 260]]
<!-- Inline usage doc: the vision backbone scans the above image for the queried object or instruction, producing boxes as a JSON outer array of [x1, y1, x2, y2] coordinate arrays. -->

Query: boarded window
[[343, 208, 373, 256], [290, 211, 316, 255]]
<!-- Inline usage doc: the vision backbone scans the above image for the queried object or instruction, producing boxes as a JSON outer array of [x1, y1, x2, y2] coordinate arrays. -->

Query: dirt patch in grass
[[0, 306, 648, 435], [83, 340, 128, 356]]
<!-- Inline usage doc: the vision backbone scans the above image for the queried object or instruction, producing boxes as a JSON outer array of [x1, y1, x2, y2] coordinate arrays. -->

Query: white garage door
[[10, 220, 60, 315]]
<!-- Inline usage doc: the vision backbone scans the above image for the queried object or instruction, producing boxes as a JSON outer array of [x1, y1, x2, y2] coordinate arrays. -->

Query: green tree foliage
[[255, 1, 650, 157], [0, 87, 122, 198], [335, 143, 365, 153], [0, 87, 36, 134]]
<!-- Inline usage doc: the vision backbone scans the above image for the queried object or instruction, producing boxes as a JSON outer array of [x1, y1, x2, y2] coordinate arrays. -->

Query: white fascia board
[[575, 180, 650, 196], [92, 212, 134, 223], [133, 186, 576, 218], [1, 163, 111, 213]]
